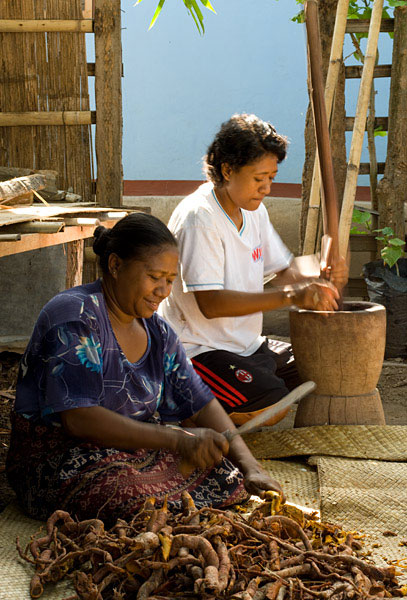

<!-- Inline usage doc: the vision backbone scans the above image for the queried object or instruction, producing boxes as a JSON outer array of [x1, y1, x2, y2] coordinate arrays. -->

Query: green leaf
[[199, 0, 216, 13], [381, 245, 404, 268], [184, 0, 204, 33], [291, 10, 305, 23], [379, 227, 395, 237], [148, 0, 166, 30], [352, 208, 371, 226], [374, 126, 387, 137], [388, 238, 406, 247]]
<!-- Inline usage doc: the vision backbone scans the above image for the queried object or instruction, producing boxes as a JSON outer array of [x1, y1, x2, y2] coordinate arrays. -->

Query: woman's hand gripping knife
[[175, 398, 285, 503]]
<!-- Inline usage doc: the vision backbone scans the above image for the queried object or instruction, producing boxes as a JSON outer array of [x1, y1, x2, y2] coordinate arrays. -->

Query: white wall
[[86, 1, 394, 185], [120, 0, 309, 183]]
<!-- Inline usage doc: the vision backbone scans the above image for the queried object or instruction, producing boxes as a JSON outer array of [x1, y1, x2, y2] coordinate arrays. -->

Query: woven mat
[[0, 503, 74, 600], [243, 425, 407, 461], [260, 459, 320, 511], [310, 455, 407, 579]]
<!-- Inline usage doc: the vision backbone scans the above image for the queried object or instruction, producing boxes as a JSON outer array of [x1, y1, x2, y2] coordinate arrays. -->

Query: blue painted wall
[[110, 1, 392, 185]]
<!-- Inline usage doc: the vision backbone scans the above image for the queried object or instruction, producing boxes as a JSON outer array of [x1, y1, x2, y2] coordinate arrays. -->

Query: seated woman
[[6, 213, 285, 525], [161, 113, 347, 426]]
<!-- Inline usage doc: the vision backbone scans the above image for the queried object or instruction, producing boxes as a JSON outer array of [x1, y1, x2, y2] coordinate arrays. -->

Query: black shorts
[[191, 338, 301, 415]]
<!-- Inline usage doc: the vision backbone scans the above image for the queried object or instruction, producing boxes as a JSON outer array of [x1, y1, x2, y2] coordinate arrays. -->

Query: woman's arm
[[61, 405, 180, 450], [194, 277, 340, 319], [188, 398, 285, 499], [273, 255, 349, 290], [60, 404, 229, 471]]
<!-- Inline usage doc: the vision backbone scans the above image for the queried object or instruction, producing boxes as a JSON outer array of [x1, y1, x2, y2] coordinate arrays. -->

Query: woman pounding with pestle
[[161, 113, 348, 426]]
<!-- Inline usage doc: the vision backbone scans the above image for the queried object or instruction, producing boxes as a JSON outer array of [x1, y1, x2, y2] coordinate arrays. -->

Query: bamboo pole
[[0, 19, 93, 32], [305, 0, 340, 267], [4, 221, 65, 234], [0, 234, 21, 241], [94, 0, 123, 207], [338, 0, 384, 258], [0, 111, 96, 126], [303, 0, 349, 255]]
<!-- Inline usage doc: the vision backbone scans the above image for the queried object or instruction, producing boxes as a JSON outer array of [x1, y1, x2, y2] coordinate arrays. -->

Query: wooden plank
[[0, 205, 129, 228], [345, 116, 388, 131], [94, 0, 123, 207], [349, 233, 377, 252], [66, 239, 84, 288], [345, 64, 392, 79], [0, 19, 94, 32], [346, 18, 394, 33], [87, 62, 124, 77], [82, 0, 94, 19], [0, 220, 118, 258], [0, 111, 96, 126], [359, 162, 385, 175], [344, 277, 368, 298]]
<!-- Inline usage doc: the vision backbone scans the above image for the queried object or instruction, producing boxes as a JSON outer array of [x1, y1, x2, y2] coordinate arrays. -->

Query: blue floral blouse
[[15, 280, 214, 425]]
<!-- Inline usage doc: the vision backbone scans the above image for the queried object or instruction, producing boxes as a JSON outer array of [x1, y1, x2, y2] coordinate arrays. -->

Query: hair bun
[[93, 225, 110, 256]]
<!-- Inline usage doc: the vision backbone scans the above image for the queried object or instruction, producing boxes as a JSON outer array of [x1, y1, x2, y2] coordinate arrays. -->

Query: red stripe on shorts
[[192, 360, 247, 406], [195, 369, 236, 408]]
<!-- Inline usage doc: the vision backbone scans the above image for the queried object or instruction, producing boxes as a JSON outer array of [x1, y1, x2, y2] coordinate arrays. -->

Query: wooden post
[[66, 240, 84, 289], [303, 0, 349, 256], [305, 1, 340, 267], [376, 6, 407, 241], [338, 0, 384, 258], [94, 0, 123, 207]]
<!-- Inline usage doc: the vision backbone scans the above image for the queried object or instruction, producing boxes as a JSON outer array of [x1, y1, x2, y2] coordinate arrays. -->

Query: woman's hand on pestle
[[328, 255, 349, 291], [284, 279, 339, 311]]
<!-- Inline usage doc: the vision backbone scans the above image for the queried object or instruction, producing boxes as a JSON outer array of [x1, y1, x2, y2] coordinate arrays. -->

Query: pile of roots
[[17, 491, 405, 599]]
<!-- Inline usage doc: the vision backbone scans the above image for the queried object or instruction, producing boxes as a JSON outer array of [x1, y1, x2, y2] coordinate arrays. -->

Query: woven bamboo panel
[[0, 0, 92, 202]]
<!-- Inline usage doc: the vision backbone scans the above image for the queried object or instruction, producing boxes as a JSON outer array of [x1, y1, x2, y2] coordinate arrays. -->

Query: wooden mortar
[[289, 301, 386, 427]]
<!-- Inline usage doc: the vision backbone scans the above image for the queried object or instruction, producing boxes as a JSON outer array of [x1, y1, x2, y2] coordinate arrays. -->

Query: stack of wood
[[0, 167, 82, 206]]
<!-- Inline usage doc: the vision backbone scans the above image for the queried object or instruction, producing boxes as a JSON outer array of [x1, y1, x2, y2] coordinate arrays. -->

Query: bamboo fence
[[0, 0, 93, 203]]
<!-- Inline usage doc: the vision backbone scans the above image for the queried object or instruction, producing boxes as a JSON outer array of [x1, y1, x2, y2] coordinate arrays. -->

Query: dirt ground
[[0, 350, 406, 513]]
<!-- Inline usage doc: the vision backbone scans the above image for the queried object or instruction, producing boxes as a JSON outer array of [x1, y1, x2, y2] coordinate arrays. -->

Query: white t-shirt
[[160, 182, 293, 358]]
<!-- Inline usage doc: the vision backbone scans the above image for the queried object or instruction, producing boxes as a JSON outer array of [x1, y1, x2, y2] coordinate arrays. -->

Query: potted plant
[[351, 208, 407, 358]]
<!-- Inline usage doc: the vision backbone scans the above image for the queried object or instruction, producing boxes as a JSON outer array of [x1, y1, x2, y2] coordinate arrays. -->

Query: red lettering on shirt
[[252, 246, 263, 263]]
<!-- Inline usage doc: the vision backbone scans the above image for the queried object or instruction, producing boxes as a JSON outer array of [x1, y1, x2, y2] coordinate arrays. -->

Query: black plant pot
[[362, 258, 407, 358]]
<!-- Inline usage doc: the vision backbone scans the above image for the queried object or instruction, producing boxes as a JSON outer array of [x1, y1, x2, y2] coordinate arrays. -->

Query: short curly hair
[[203, 113, 288, 187]]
